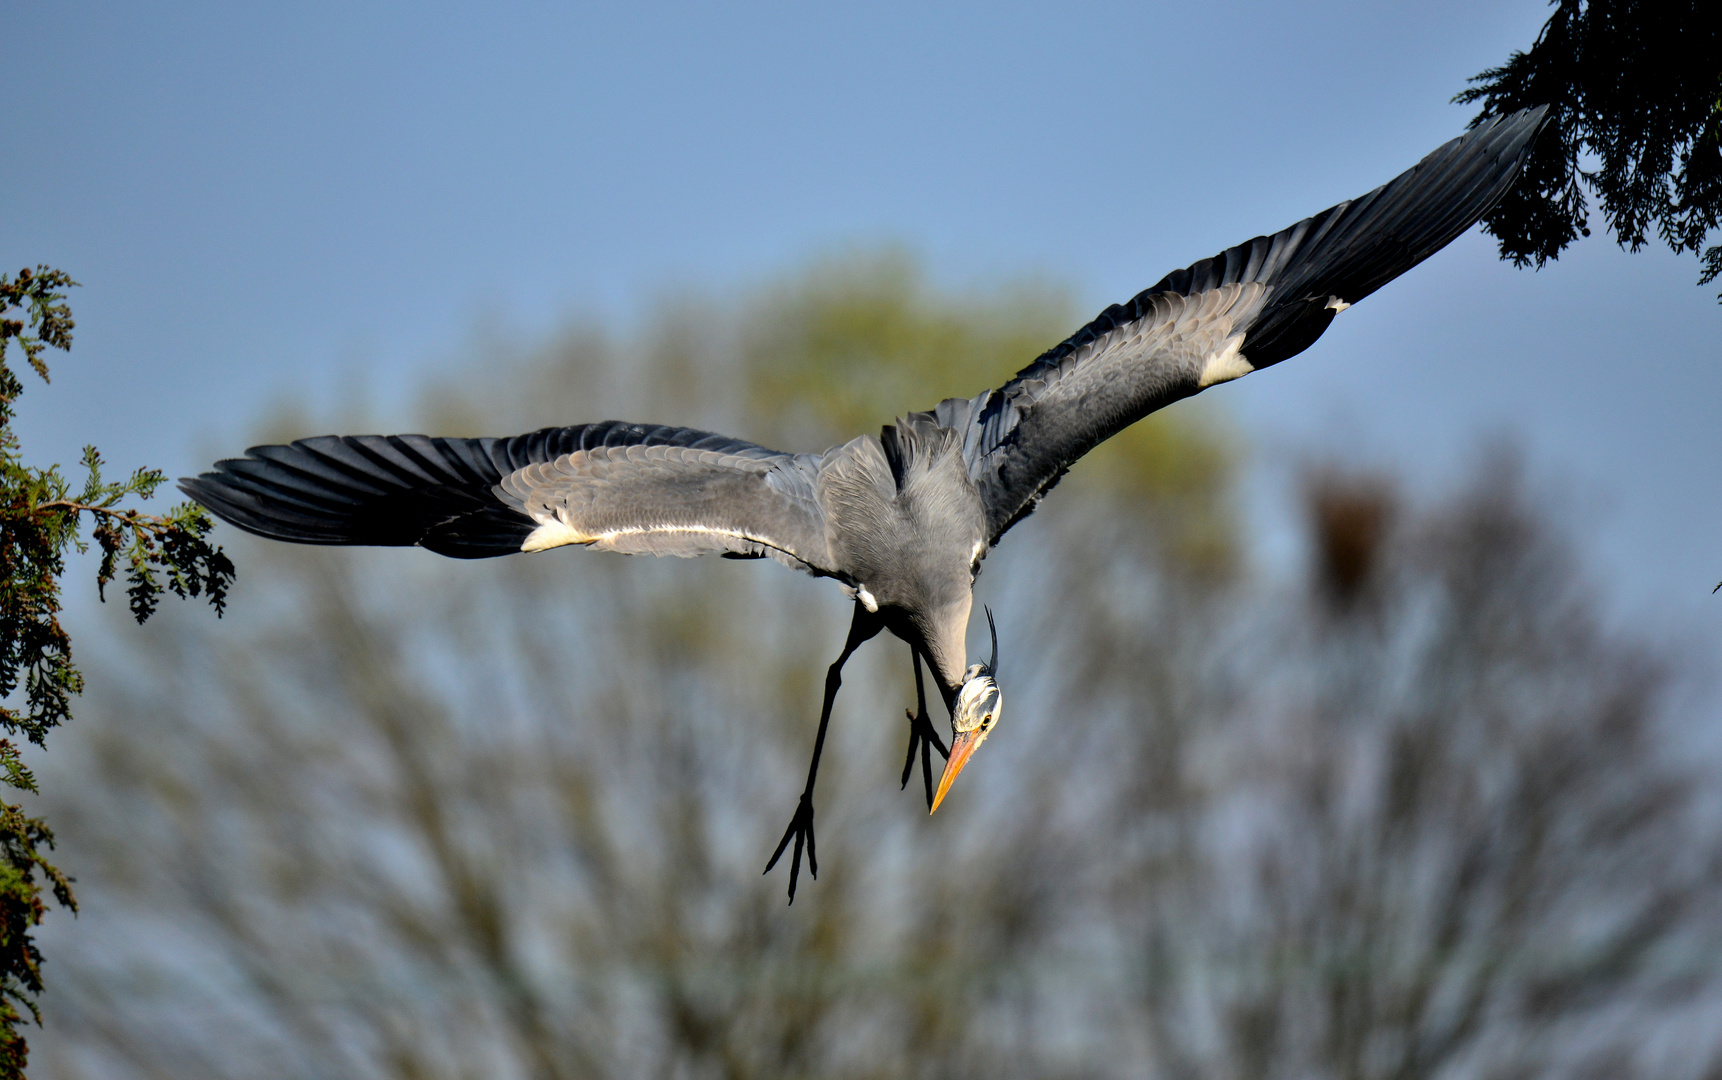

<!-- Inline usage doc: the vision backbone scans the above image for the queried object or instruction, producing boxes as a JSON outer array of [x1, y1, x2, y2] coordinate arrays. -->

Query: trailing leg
[[765, 602, 882, 903], [899, 646, 949, 809]]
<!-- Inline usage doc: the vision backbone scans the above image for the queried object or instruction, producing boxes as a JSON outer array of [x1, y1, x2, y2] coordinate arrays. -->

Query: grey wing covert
[[949, 106, 1549, 544], [180, 421, 837, 574]]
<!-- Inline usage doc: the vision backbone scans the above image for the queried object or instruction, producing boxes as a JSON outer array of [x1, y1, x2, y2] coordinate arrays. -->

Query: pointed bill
[[930, 729, 983, 814]]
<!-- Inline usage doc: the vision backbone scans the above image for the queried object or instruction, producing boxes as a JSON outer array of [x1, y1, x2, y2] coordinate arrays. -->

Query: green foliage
[[1456, 0, 1722, 298], [1067, 407, 1240, 583], [742, 248, 1074, 447], [0, 266, 234, 1075]]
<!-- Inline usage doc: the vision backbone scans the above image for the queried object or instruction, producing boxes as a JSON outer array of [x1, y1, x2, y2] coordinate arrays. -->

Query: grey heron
[[183, 108, 1547, 901]]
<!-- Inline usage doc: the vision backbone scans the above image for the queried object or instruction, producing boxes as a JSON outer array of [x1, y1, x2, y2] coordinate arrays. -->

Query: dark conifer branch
[[1457, 0, 1722, 298]]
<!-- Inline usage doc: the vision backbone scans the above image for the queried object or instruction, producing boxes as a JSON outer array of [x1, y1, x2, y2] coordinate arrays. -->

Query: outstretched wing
[[180, 421, 836, 572], [943, 106, 1547, 543]]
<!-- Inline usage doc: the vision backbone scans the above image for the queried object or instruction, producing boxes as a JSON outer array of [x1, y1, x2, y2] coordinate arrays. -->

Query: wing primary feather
[[967, 107, 1549, 543], [182, 422, 834, 570]]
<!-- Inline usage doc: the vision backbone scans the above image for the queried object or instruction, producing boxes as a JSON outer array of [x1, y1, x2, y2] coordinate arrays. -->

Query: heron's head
[[931, 608, 1002, 814]]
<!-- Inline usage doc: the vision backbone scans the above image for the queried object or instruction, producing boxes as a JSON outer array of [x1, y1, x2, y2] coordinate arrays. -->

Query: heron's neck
[[933, 670, 960, 712], [917, 597, 972, 709]]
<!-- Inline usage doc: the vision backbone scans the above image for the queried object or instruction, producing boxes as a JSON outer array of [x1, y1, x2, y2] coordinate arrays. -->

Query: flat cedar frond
[[0, 266, 234, 1077]]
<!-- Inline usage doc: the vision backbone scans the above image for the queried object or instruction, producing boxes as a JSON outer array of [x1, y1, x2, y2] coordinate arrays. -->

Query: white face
[[954, 667, 1002, 736], [931, 665, 1005, 814]]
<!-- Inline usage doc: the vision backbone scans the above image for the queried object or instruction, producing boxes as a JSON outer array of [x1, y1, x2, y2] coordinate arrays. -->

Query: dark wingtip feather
[[181, 422, 791, 559], [179, 471, 375, 545], [1008, 108, 1549, 388], [1216, 105, 1550, 368], [179, 438, 523, 553], [976, 110, 1551, 545]]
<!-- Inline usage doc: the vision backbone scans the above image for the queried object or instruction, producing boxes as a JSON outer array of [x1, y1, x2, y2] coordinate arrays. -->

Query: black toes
[[900, 708, 950, 809], [764, 796, 817, 903], [900, 709, 921, 789]]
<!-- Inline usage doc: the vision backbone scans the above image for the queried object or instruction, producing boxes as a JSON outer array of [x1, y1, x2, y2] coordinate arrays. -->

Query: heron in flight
[[184, 108, 1546, 901]]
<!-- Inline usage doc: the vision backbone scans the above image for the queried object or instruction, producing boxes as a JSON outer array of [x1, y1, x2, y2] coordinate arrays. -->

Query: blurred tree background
[[24, 252, 1722, 1079]]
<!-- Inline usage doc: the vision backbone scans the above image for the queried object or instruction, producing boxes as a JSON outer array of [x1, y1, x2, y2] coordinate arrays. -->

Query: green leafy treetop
[[1457, 0, 1722, 298], [0, 266, 233, 1077]]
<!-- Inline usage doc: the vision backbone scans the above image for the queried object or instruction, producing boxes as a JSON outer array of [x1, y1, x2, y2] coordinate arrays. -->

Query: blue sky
[[5, 0, 1719, 630]]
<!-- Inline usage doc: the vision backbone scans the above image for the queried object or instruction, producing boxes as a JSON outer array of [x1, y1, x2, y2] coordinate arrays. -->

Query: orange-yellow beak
[[930, 728, 985, 814]]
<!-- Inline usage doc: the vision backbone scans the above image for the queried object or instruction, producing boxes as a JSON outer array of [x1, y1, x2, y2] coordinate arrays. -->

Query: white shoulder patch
[[1325, 296, 1351, 312], [1196, 331, 1254, 389], [521, 517, 592, 553], [839, 582, 881, 611]]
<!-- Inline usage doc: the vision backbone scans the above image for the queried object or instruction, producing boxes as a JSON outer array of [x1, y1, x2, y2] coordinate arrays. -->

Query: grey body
[[818, 420, 985, 689], [181, 110, 1550, 857]]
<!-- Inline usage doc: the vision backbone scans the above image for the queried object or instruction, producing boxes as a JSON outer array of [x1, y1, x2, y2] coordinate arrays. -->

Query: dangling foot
[[899, 647, 950, 809], [764, 794, 817, 903], [900, 704, 950, 809]]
